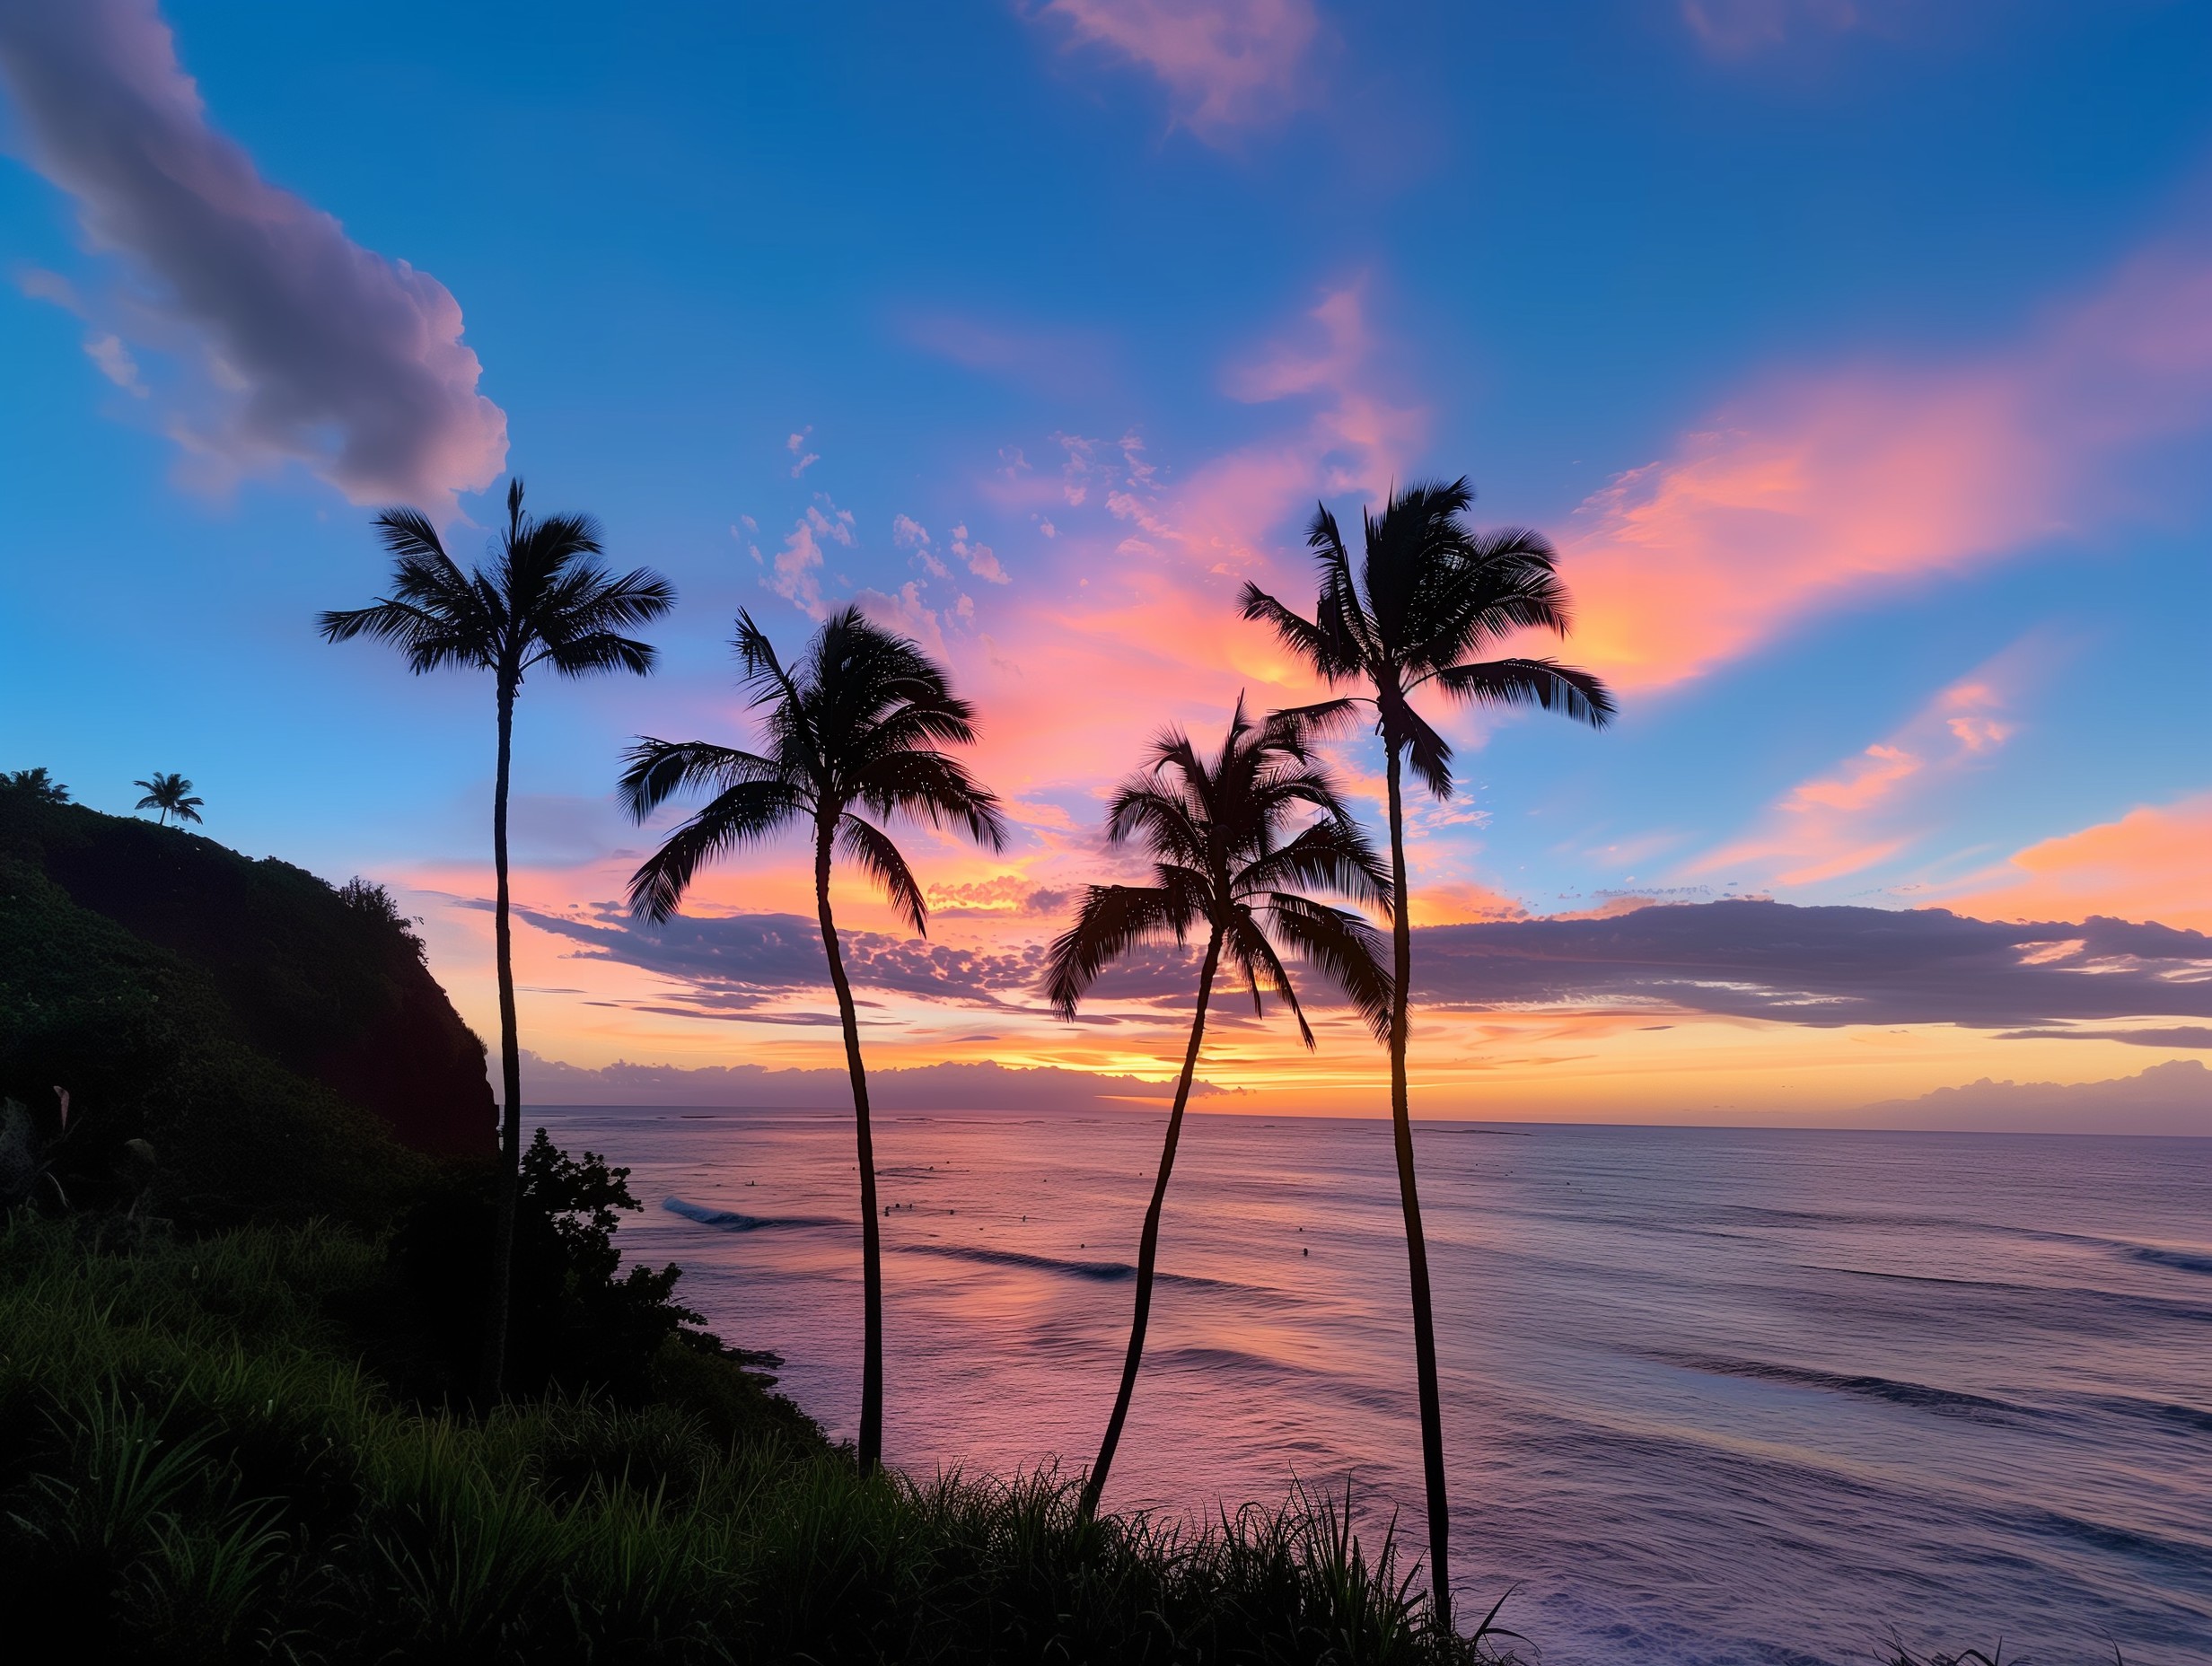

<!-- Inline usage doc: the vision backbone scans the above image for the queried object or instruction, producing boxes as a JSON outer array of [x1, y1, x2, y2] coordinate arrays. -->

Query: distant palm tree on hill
[[320, 478, 674, 1401], [1239, 478, 1615, 1627], [134, 772, 203, 827], [1046, 697, 1392, 1520], [620, 605, 1006, 1477]]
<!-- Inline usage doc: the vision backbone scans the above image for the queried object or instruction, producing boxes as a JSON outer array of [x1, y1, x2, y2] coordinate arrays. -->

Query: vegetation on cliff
[[0, 783, 494, 1210], [0, 1190, 1485, 1664]]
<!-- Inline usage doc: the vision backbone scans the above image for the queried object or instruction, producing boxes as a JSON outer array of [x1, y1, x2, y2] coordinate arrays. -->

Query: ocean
[[534, 1107, 2212, 1665]]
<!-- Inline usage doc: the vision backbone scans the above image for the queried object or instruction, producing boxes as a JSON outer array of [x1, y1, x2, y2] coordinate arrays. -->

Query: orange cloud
[[1952, 793, 2212, 933], [1563, 249, 2212, 690]]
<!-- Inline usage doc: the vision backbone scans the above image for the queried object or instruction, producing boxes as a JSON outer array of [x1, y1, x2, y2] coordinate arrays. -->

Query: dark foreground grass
[[0, 1214, 1505, 1665]]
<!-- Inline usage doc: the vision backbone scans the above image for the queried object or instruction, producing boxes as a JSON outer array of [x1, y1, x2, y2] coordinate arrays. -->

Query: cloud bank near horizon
[[520, 1051, 1236, 1109], [517, 1048, 2207, 1137], [1842, 1058, 2209, 1137], [0, 0, 506, 508]]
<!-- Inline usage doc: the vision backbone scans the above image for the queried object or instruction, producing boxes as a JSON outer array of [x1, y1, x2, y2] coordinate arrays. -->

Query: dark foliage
[[391, 1130, 742, 1407]]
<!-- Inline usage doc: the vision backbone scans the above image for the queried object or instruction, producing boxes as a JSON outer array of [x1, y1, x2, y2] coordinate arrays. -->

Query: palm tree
[[4, 767, 69, 803], [1239, 478, 1614, 1627], [1047, 697, 1392, 1520], [619, 605, 1006, 1475], [320, 478, 673, 1400], [133, 772, 203, 827]]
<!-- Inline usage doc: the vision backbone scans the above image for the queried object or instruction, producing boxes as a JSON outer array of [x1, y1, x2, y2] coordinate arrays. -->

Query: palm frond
[[1104, 781, 1207, 866], [1400, 706, 1454, 801], [1430, 657, 1617, 728], [1264, 894, 1393, 1044], [1043, 883, 1201, 1018], [838, 814, 929, 934], [847, 750, 1008, 850], [618, 739, 794, 821], [1236, 820, 1391, 911], [1223, 908, 1312, 1047], [535, 631, 659, 679], [625, 779, 810, 922]]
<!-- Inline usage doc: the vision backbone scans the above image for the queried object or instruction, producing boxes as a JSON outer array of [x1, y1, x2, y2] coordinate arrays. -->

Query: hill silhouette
[[0, 780, 493, 1220]]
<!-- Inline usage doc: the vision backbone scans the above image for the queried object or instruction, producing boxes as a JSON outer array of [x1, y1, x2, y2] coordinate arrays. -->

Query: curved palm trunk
[[479, 681, 525, 1404], [1386, 745, 1452, 1631], [1078, 926, 1224, 1521], [815, 820, 885, 1475]]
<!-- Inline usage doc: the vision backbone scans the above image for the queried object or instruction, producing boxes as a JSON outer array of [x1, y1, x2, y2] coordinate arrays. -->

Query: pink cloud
[[747, 500, 855, 618], [940, 285, 1423, 828], [0, 0, 506, 509], [1033, 0, 1319, 136], [1563, 248, 2212, 690], [951, 523, 1009, 583]]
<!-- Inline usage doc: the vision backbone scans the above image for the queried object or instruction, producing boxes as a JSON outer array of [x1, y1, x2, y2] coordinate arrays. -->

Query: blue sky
[[2, 0, 2208, 1118]]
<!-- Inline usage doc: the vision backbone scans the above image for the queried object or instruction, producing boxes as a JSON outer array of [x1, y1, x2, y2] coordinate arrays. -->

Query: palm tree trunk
[[1078, 925, 1223, 1521], [479, 681, 524, 1405], [815, 820, 884, 1475], [1386, 743, 1453, 1631]]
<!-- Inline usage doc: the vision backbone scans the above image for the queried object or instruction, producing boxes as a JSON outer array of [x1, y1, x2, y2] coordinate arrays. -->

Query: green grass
[[0, 1213, 1504, 1664]]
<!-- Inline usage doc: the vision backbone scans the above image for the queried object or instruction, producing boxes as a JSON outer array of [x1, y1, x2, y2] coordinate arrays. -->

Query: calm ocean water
[[536, 1107, 2212, 1665]]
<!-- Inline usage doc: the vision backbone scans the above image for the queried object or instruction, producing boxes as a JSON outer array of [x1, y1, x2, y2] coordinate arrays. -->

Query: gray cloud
[[512, 898, 2212, 1039], [1410, 902, 2212, 1030], [0, 0, 506, 507], [513, 903, 1054, 1013], [1992, 1026, 2212, 1049]]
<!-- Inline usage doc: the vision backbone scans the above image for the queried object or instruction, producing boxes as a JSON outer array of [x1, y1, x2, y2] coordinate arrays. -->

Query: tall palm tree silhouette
[[1240, 478, 1614, 1627], [620, 605, 1005, 1475], [1046, 697, 1391, 1520], [320, 478, 673, 1399], [133, 772, 203, 827]]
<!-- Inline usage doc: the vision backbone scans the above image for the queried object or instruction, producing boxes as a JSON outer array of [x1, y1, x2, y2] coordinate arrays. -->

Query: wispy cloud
[[899, 310, 1118, 396], [1562, 246, 2212, 690], [1694, 658, 2028, 888], [1031, 0, 1319, 137], [1680, 0, 1867, 57], [0, 0, 506, 509]]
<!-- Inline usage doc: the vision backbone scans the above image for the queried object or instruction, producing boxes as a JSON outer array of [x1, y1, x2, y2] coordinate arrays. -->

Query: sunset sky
[[3, 0, 2208, 1123]]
